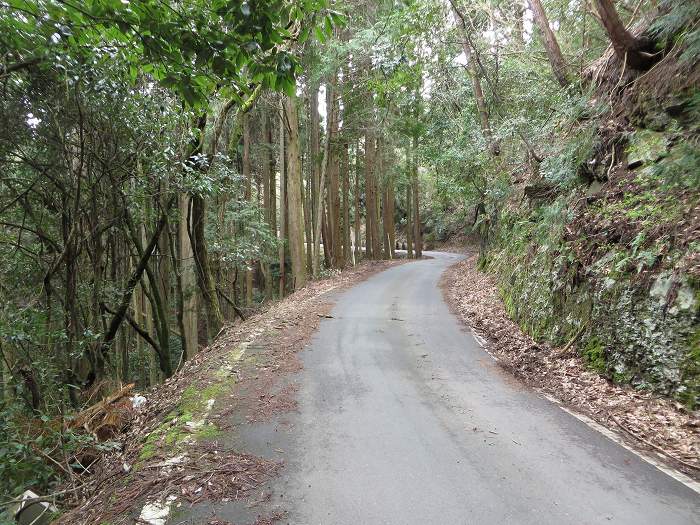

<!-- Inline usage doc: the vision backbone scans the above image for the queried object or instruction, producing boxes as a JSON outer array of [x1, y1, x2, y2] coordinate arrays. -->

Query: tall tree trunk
[[283, 94, 308, 291], [278, 107, 287, 297], [593, 0, 655, 70], [371, 137, 382, 260], [262, 111, 274, 299], [190, 194, 223, 339], [378, 137, 391, 259], [406, 180, 414, 259], [156, 187, 172, 370], [132, 261, 145, 383], [326, 76, 342, 269], [322, 200, 331, 267], [242, 112, 254, 305], [385, 143, 397, 258], [353, 141, 361, 264], [268, 112, 277, 298], [179, 194, 198, 359], [303, 157, 313, 273], [312, 83, 334, 277], [412, 135, 423, 257], [382, 148, 396, 259], [387, 179, 396, 258], [310, 85, 321, 253], [341, 142, 351, 266], [365, 128, 377, 259], [528, 0, 570, 86], [451, 4, 499, 154], [188, 114, 224, 339], [140, 213, 160, 386]]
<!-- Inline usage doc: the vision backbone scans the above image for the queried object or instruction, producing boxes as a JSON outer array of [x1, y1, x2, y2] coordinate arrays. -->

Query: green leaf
[[282, 78, 296, 98], [314, 26, 326, 44]]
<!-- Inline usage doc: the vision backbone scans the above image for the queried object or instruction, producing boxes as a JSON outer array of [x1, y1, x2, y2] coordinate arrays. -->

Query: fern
[[650, 0, 700, 64]]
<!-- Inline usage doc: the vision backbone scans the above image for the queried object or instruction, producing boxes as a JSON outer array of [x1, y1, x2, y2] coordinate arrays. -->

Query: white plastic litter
[[130, 395, 147, 409], [138, 495, 177, 525]]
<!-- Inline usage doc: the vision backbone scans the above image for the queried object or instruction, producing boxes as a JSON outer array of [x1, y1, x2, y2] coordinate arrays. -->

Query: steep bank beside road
[[474, 19, 699, 407], [443, 250, 699, 480]]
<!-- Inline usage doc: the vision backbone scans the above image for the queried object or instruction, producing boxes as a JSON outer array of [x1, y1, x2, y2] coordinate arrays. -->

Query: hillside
[[479, 15, 700, 406], [1, 0, 699, 523]]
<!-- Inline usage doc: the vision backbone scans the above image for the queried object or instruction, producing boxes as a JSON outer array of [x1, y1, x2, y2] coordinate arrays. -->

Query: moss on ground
[[679, 329, 700, 408], [582, 337, 607, 374], [135, 345, 245, 464]]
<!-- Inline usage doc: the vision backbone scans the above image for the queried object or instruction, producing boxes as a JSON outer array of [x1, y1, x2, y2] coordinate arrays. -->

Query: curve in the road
[[268, 252, 699, 524]]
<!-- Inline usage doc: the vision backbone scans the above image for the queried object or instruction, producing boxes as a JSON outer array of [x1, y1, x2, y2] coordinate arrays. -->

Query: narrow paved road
[[267, 252, 699, 524]]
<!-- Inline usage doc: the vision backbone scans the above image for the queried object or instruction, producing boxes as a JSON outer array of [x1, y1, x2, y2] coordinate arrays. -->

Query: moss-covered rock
[[484, 184, 699, 407], [626, 129, 668, 168]]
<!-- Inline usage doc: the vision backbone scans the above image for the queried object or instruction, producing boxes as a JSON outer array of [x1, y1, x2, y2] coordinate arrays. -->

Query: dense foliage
[[1, 0, 698, 512]]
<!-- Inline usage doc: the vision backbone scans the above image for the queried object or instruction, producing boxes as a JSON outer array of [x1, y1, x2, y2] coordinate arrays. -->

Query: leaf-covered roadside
[[442, 251, 699, 479], [42, 259, 406, 524]]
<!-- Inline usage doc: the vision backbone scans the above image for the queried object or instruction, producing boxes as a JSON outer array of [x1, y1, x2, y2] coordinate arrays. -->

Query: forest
[[1, 0, 699, 522]]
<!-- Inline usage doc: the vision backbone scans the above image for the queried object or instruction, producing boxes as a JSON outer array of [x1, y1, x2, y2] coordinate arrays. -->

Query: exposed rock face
[[484, 93, 699, 407], [487, 237, 698, 406]]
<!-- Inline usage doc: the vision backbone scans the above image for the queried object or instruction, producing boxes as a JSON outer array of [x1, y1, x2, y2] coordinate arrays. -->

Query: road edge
[[436, 250, 700, 493]]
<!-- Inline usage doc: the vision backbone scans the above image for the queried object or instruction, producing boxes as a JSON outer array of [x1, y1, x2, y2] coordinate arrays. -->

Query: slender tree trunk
[[303, 160, 313, 273], [341, 142, 351, 266], [169, 218, 187, 367], [132, 258, 145, 383], [309, 85, 320, 252], [312, 83, 334, 277], [365, 129, 377, 259], [190, 194, 223, 339], [528, 0, 570, 86], [353, 142, 361, 264], [188, 114, 224, 339], [141, 216, 160, 386], [242, 112, 254, 305], [371, 137, 382, 259], [326, 77, 342, 268], [412, 134, 423, 257], [179, 194, 198, 359], [156, 190, 172, 372], [451, 5, 498, 154], [261, 111, 274, 299], [382, 160, 396, 259], [278, 107, 287, 297], [387, 179, 396, 258], [580, 0, 589, 74], [329, 154, 341, 267], [267, 112, 277, 298], [406, 181, 414, 258], [283, 94, 308, 291], [593, 0, 655, 70], [378, 137, 391, 259]]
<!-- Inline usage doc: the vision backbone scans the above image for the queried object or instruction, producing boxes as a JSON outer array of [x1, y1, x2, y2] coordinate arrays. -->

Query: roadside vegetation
[[1, 0, 698, 519]]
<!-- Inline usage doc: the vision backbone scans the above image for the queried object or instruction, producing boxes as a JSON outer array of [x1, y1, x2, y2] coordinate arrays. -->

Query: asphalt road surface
[[265, 251, 699, 524]]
